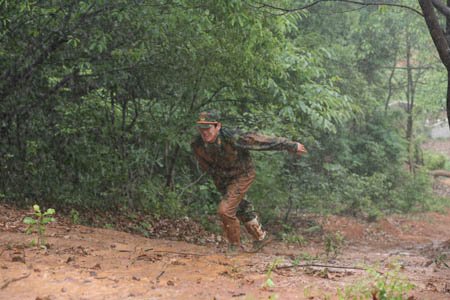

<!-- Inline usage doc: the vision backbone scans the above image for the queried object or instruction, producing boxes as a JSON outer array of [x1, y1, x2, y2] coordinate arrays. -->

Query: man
[[191, 111, 307, 252]]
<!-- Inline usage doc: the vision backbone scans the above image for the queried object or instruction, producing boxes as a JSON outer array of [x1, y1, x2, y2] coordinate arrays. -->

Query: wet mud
[[1, 204, 450, 299]]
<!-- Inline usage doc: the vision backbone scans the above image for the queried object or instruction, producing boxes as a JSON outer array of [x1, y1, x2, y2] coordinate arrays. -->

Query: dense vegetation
[[1, 1, 448, 226]]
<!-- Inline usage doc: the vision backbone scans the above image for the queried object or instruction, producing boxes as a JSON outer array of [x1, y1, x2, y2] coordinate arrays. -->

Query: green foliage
[[280, 223, 308, 245], [281, 232, 307, 246], [293, 252, 317, 265], [446, 160, 450, 171], [104, 223, 114, 229], [0, 0, 443, 228], [423, 151, 448, 170], [390, 169, 434, 212], [263, 258, 283, 289], [324, 232, 345, 259], [23, 204, 56, 247], [337, 263, 414, 300], [70, 209, 80, 225], [433, 253, 450, 268]]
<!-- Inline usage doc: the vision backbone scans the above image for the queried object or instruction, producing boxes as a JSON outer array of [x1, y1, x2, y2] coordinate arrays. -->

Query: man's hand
[[295, 142, 307, 156]]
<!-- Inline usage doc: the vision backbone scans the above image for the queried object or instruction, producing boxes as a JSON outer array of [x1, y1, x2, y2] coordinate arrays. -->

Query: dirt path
[[1, 204, 450, 300]]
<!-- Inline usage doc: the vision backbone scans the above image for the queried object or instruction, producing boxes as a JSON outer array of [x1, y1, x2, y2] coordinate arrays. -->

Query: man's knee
[[217, 201, 236, 220]]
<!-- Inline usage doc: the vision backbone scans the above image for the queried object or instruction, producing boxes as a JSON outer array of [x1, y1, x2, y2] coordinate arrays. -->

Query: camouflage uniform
[[191, 127, 298, 247]]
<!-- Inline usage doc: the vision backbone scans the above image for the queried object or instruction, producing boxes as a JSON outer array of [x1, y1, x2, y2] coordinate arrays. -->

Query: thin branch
[[177, 172, 207, 200], [152, 250, 209, 256], [385, 58, 397, 113], [431, 0, 450, 17], [156, 270, 165, 281], [251, 0, 321, 14], [276, 263, 372, 272], [330, 0, 422, 16], [379, 65, 438, 70], [206, 86, 226, 105], [253, 0, 423, 16], [1, 273, 31, 290]]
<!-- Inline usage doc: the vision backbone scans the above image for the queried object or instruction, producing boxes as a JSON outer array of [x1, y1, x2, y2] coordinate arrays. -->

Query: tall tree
[[255, 0, 450, 128], [418, 0, 450, 129]]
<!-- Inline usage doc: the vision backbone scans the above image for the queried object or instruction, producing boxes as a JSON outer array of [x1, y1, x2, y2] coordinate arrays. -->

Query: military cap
[[196, 110, 220, 128]]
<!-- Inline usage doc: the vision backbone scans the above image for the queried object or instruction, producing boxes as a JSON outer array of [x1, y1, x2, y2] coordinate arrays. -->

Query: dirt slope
[[1, 203, 450, 300]]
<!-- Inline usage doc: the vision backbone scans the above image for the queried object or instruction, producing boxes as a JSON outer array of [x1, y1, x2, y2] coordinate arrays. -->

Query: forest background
[[1, 0, 450, 233]]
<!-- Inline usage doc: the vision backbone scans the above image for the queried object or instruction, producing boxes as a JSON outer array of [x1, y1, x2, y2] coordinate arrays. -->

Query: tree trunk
[[165, 144, 180, 189], [448, 68, 450, 129], [419, 0, 450, 129], [384, 55, 397, 113], [405, 33, 415, 173], [447, 0, 450, 129]]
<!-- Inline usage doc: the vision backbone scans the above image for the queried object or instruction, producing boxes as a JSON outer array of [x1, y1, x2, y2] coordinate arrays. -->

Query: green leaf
[[23, 217, 36, 225], [33, 204, 40, 213], [265, 278, 275, 288], [44, 208, 56, 215], [42, 217, 56, 224]]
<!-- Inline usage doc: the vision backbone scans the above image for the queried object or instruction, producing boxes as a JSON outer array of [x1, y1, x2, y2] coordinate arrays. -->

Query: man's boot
[[222, 218, 244, 253], [244, 218, 272, 252]]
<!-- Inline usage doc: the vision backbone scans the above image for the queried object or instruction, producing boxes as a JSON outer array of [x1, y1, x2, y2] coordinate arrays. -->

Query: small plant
[[281, 232, 307, 246], [303, 285, 312, 298], [70, 208, 80, 224], [292, 252, 317, 265], [23, 204, 56, 247], [433, 253, 450, 268], [262, 258, 283, 289], [337, 263, 414, 300], [324, 231, 345, 259], [134, 222, 152, 238], [104, 223, 114, 229]]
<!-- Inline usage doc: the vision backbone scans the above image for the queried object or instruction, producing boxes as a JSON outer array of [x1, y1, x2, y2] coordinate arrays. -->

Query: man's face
[[197, 122, 221, 143]]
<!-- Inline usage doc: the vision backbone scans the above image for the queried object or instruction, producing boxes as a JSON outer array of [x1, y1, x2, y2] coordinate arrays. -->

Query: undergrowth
[[336, 263, 414, 300]]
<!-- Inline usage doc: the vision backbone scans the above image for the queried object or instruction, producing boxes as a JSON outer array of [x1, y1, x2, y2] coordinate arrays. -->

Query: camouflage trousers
[[213, 170, 258, 224], [213, 170, 265, 245]]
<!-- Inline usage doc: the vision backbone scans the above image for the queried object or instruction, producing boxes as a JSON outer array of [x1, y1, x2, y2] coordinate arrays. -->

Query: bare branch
[[330, 0, 422, 16], [252, 1, 321, 14], [252, 0, 423, 16], [431, 0, 450, 17], [1, 273, 31, 290]]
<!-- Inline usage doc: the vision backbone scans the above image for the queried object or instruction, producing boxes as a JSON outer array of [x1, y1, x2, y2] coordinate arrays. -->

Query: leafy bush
[[390, 169, 433, 212], [424, 151, 447, 170], [324, 231, 345, 258], [337, 263, 414, 300]]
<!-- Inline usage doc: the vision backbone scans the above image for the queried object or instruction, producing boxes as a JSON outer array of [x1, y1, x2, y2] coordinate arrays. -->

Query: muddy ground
[[1, 194, 450, 300]]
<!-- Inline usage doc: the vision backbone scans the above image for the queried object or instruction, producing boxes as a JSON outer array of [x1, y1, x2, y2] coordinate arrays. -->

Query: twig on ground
[[156, 270, 165, 281], [1, 273, 31, 290], [152, 250, 209, 256], [277, 263, 367, 271], [155, 262, 169, 282]]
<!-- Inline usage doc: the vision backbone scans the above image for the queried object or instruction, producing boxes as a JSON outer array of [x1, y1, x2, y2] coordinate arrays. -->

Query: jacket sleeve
[[234, 132, 298, 152]]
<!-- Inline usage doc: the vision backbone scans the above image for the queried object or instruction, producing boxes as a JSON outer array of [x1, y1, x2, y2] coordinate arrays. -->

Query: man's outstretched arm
[[235, 132, 307, 156]]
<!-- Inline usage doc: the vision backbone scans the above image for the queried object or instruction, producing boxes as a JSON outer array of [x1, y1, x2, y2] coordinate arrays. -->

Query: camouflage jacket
[[191, 128, 298, 179]]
